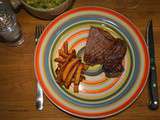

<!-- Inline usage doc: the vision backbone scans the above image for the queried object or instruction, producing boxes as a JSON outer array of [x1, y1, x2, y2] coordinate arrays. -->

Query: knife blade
[[146, 19, 159, 110]]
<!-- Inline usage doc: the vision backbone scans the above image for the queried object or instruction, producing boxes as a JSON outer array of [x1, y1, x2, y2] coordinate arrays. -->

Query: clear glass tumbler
[[0, 1, 24, 46]]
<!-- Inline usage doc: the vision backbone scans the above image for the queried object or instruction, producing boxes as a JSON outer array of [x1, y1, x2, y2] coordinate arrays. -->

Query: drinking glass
[[0, 1, 24, 46]]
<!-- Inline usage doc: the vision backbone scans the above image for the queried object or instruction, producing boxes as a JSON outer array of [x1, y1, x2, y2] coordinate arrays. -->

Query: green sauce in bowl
[[24, 0, 66, 9]]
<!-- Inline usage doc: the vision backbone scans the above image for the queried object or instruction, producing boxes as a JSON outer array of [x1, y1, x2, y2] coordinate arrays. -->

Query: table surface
[[0, 0, 160, 120]]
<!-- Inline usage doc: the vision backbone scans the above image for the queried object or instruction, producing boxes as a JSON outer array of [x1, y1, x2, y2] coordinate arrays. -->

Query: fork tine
[[42, 25, 45, 32], [35, 24, 45, 43], [39, 25, 44, 36], [41, 25, 44, 34], [39, 25, 42, 35], [38, 25, 41, 38], [42, 25, 45, 31], [35, 25, 38, 39]]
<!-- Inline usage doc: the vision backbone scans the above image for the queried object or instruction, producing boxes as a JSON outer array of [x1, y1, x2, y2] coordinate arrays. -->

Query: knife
[[146, 19, 159, 110]]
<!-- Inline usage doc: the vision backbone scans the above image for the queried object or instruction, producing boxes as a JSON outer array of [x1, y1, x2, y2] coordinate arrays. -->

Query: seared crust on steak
[[84, 27, 127, 77]]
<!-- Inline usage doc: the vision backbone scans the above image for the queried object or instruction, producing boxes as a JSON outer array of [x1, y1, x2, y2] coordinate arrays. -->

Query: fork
[[35, 25, 45, 111]]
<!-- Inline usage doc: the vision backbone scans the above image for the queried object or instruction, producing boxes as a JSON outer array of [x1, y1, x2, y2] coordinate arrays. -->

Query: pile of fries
[[54, 41, 88, 93]]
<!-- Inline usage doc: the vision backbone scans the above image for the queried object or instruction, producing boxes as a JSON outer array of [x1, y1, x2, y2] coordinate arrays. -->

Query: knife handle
[[148, 63, 159, 110]]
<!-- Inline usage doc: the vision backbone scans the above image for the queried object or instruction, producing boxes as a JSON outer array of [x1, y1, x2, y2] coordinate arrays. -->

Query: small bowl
[[10, 0, 74, 20]]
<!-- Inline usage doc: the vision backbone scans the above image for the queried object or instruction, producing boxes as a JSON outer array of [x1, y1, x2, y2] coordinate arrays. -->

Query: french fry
[[54, 56, 65, 63], [73, 75, 85, 82], [72, 63, 84, 93], [56, 73, 62, 84], [68, 49, 76, 55], [60, 49, 76, 70], [54, 40, 89, 93], [73, 74, 85, 93], [81, 64, 89, 73], [63, 41, 68, 54], [68, 49, 73, 54], [55, 50, 76, 85], [55, 67, 59, 74], [55, 69, 63, 85], [57, 63, 62, 68], [80, 75, 85, 82], [74, 64, 84, 85], [68, 49, 76, 57], [58, 49, 68, 58], [83, 64, 89, 71], [74, 84, 79, 93], [62, 58, 80, 82], [64, 62, 80, 89]]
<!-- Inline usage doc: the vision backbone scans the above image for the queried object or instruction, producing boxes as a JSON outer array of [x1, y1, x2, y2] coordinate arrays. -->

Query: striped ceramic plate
[[34, 7, 150, 118]]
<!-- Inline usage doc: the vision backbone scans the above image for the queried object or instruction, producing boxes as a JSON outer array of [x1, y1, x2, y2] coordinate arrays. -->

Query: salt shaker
[[0, 1, 23, 46]]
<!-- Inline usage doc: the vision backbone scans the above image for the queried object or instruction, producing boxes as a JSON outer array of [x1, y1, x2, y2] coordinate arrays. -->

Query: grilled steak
[[84, 26, 127, 77], [84, 27, 115, 65]]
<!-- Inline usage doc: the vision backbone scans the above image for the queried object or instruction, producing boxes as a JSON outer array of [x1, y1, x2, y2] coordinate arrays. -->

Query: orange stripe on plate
[[81, 78, 120, 94], [69, 38, 87, 50], [83, 78, 106, 85], [35, 7, 149, 118], [66, 30, 89, 43]]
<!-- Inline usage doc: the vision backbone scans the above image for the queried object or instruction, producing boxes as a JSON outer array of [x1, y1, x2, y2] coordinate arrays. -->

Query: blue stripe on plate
[[44, 15, 140, 107]]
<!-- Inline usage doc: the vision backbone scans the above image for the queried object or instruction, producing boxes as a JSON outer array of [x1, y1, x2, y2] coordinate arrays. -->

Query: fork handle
[[36, 81, 44, 111]]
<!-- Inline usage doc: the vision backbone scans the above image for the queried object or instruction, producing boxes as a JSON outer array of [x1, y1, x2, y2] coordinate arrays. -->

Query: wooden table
[[0, 0, 160, 119]]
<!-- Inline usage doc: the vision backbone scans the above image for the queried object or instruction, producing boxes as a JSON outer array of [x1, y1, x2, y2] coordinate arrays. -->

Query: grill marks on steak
[[84, 27, 127, 77], [103, 38, 127, 77], [84, 27, 115, 65]]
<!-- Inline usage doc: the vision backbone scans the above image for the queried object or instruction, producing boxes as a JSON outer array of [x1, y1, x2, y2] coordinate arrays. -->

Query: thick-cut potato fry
[[62, 58, 79, 81], [81, 64, 89, 74], [57, 63, 62, 68], [54, 40, 89, 93], [55, 69, 63, 85], [80, 75, 85, 82], [83, 64, 89, 71], [68, 49, 73, 54], [73, 64, 83, 93], [63, 41, 68, 54], [54, 56, 65, 63], [71, 74, 85, 82], [68, 49, 77, 55], [68, 49, 76, 57], [55, 68, 59, 74], [58, 49, 68, 58], [74, 64, 84, 85], [60, 49, 76, 70], [74, 84, 79, 93], [56, 73, 61, 83], [73, 68, 85, 93], [64, 62, 80, 89], [55, 51, 76, 85]]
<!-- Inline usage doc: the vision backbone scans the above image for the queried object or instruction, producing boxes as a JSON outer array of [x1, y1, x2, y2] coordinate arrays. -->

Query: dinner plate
[[34, 7, 150, 118]]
